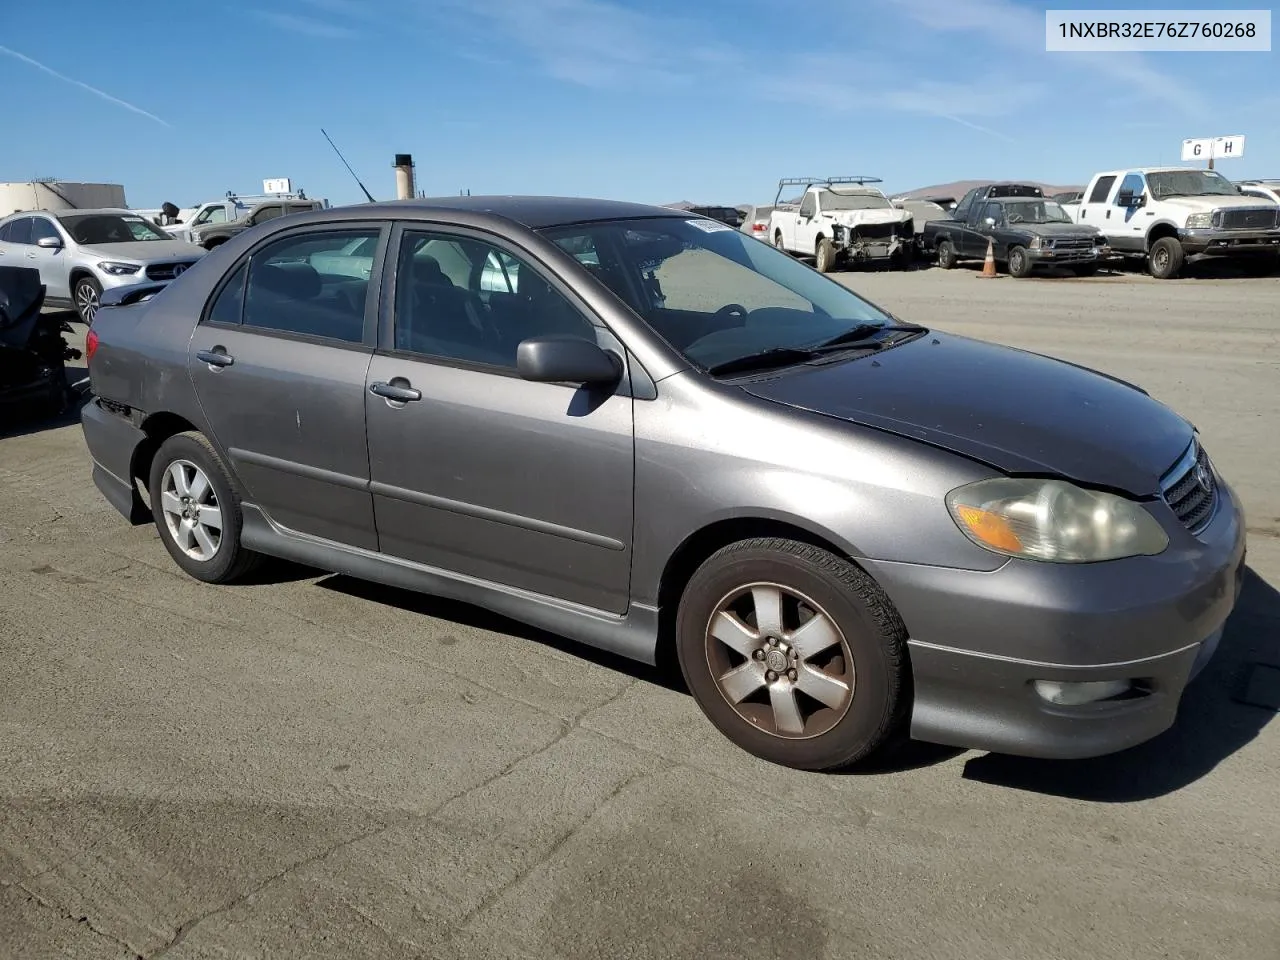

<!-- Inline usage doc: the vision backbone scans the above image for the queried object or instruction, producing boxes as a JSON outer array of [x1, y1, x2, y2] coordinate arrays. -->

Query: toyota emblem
[[173, 263, 187, 277], [1194, 462, 1212, 492]]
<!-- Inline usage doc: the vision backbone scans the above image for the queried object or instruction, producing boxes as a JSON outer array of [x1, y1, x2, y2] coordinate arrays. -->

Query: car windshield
[[59, 213, 171, 244], [1147, 170, 1240, 199], [537, 216, 897, 373], [823, 191, 892, 211], [1002, 200, 1073, 224]]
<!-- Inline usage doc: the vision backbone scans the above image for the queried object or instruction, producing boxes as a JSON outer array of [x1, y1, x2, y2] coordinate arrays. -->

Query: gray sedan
[[0, 208, 205, 323], [79, 197, 1246, 771]]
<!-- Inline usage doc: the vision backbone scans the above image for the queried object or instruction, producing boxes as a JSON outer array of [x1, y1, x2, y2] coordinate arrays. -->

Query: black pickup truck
[[922, 195, 1112, 277]]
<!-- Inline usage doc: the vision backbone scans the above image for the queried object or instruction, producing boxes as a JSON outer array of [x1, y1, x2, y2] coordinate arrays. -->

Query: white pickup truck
[[1071, 166, 1280, 278], [767, 177, 915, 272]]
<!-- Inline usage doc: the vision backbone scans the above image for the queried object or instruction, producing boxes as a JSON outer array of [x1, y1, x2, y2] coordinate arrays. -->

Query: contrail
[[0, 44, 170, 126], [939, 112, 1015, 144]]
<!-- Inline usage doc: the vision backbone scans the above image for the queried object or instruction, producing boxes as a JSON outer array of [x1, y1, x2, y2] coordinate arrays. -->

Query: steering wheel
[[715, 303, 749, 319]]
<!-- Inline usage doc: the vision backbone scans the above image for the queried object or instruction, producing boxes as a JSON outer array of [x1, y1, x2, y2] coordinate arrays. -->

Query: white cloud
[[886, 0, 1207, 114], [0, 44, 170, 126], [252, 10, 360, 39]]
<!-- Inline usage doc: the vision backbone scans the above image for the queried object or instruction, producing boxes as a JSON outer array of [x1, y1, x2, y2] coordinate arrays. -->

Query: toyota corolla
[[79, 197, 1246, 770]]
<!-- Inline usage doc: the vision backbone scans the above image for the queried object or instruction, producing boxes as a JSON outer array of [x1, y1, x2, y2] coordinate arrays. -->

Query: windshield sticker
[[686, 218, 733, 233], [121, 216, 144, 222]]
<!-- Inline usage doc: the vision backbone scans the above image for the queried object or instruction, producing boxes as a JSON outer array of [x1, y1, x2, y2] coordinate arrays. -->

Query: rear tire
[[1147, 237, 1184, 279], [148, 431, 264, 584], [936, 238, 957, 269], [675, 537, 910, 771]]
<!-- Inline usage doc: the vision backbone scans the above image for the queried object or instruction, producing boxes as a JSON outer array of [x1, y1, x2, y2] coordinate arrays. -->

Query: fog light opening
[[1033, 678, 1133, 706]]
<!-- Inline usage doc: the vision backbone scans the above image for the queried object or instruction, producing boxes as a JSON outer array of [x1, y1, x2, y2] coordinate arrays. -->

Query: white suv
[[0, 208, 207, 322]]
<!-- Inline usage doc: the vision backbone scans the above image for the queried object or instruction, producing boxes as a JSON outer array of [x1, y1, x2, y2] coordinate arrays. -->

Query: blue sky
[[2, 0, 1276, 208]]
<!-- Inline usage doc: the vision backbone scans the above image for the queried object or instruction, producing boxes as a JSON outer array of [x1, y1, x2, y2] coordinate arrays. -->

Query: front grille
[[1161, 440, 1219, 534], [850, 221, 901, 240], [1218, 207, 1279, 230], [145, 261, 196, 281], [1052, 238, 1093, 250]]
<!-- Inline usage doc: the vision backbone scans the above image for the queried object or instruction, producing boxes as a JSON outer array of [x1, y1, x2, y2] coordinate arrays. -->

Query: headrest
[[412, 255, 451, 286], [255, 262, 321, 300]]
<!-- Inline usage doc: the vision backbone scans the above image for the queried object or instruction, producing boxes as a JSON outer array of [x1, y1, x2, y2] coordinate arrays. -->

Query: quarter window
[[393, 230, 596, 369], [237, 229, 379, 342], [207, 262, 247, 326]]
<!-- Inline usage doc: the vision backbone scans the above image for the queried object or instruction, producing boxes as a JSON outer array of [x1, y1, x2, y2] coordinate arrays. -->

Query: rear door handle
[[369, 380, 422, 402], [196, 348, 234, 368]]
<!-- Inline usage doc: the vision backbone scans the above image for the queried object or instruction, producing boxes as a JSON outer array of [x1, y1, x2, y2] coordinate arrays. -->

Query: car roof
[[275, 196, 692, 231]]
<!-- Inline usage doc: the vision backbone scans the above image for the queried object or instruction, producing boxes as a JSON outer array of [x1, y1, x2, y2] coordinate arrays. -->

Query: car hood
[[823, 209, 911, 226], [77, 240, 206, 262], [1158, 194, 1274, 212], [740, 332, 1193, 497], [1019, 222, 1103, 239]]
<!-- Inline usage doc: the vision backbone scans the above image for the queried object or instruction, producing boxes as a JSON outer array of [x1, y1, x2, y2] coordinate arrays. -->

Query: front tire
[[1148, 237, 1185, 279], [1007, 245, 1033, 278], [73, 276, 102, 324], [815, 237, 836, 273], [148, 431, 263, 584], [675, 537, 910, 771]]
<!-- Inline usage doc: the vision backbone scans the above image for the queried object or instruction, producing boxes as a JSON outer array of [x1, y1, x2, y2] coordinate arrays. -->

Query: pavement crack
[[17, 882, 145, 959], [144, 716, 580, 958], [145, 813, 404, 959], [445, 766, 660, 937]]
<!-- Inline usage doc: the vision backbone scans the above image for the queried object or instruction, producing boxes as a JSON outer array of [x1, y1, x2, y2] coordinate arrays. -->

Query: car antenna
[[320, 128, 377, 204]]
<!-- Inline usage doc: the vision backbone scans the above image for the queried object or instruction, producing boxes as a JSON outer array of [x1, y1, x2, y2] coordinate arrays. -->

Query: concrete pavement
[[2, 268, 1277, 960]]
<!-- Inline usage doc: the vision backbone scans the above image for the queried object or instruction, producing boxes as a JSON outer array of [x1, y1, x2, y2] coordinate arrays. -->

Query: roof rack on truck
[[773, 176, 884, 205]]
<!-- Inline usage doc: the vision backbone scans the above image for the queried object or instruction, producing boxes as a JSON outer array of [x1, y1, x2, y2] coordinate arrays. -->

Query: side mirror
[[516, 335, 621, 386], [36, 235, 63, 249]]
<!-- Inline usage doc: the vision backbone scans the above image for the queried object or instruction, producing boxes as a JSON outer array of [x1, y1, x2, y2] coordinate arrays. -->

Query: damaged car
[[767, 177, 915, 272]]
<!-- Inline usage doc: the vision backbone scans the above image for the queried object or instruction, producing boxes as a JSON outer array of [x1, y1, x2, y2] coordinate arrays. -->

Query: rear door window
[[1087, 176, 1117, 204]]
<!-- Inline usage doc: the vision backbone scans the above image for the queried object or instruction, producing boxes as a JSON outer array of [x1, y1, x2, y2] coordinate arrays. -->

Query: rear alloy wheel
[[1148, 237, 1185, 279], [774, 231, 787, 252], [1007, 245, 1033, 278], [676, 537, 909, 771], [936, 239, 957, 269], [149, 431, 263, 584], [74, 276, 102, 324]]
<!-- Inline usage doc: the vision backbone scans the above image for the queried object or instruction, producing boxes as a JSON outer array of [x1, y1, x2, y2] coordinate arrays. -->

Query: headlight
[[97, 261, 140, 276], [1185, 212, 1213, 229], [945, 477, 1169, 563], [1029, 236, 1043, 249]]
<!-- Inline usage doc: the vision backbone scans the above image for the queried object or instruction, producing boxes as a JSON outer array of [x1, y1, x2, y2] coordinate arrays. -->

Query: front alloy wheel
[[675, 537, 910, 771], [74, 276, 102, 324], [706, 582, 854, 738]]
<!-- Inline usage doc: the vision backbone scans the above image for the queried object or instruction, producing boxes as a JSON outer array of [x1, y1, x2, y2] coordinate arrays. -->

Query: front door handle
[[196, 347, 234, 369], [369, 380, 422, 402]]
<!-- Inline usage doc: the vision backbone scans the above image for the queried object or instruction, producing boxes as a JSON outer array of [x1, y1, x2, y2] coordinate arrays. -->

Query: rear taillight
[[752, 222, 766, 232], [85, 328, 99, 365]]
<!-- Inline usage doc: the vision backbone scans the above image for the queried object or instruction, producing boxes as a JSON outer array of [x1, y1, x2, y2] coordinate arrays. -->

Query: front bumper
[[864, 480, 1247, 759], [1179, 227, 1280, 257], [1025, 244, 1109, 265]]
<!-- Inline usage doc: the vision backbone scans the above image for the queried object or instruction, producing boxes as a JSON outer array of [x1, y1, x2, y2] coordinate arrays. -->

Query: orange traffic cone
[[979, 237, 998, 278]]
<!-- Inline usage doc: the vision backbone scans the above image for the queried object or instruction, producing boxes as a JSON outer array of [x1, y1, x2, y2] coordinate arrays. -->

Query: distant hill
[[893, 179, 1084, 200], [668, 179, 1086, 211]]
